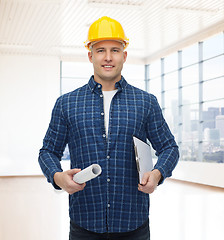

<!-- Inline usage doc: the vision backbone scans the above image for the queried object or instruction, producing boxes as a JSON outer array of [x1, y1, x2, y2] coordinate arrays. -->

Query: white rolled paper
[[73, 164, 102, 184]]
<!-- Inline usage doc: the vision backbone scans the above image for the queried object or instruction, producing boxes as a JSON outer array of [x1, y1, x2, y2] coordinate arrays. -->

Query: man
[[39, 16, 179, 240]]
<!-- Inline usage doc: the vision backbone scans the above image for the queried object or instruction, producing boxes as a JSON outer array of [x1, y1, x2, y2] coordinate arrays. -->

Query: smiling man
[[88, 40, 127, 90], [38, 16, 179, 240]]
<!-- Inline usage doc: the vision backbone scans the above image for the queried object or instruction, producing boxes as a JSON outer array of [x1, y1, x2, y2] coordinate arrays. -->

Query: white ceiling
[[0, 0, 224, 64]]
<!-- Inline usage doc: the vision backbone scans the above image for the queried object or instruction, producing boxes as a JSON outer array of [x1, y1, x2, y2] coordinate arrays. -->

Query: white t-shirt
[[102, 90, 118, 136]]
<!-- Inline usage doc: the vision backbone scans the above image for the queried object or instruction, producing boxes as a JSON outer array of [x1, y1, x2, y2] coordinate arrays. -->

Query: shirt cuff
[[49, 169, 63, 190], [153, 166, 166, 185]]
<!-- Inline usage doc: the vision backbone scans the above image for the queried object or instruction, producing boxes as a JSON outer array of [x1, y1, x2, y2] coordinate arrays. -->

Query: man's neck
[[101, 82, 116, 91]]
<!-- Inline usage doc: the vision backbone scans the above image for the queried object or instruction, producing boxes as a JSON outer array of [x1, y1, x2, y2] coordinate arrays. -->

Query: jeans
[[69, 219, 150, 240]]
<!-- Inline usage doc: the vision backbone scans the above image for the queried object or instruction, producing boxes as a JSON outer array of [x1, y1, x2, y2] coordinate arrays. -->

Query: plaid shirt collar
[[88, 75, 127, 94]]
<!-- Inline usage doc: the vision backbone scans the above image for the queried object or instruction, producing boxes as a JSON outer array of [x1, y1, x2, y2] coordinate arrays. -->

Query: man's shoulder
[[54, 84, 89, 110]]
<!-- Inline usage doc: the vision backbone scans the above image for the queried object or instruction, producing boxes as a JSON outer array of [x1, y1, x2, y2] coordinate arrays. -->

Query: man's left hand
[[138, 169, 162, 194]]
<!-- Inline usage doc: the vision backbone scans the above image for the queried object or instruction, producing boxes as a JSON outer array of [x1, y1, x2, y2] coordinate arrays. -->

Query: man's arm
[[39, 97, 86, 193], [38, 97, 67, 189], [140, 95, 179, 193]]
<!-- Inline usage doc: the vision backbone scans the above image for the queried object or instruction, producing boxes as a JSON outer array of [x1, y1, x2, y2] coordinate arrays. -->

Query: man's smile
[[102, 64, 114, 69]]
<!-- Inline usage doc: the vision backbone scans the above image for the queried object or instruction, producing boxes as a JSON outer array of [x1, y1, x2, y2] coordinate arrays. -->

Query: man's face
[[88, 40, 127, 84]]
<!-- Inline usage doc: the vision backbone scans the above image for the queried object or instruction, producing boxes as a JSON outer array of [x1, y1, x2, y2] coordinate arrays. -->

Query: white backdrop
[[0, 55, 60, 175]]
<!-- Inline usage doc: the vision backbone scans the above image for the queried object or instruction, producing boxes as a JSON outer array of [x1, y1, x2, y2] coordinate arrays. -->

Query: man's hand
[[138, 169, 162, 194], [54, 169, 86, 194]]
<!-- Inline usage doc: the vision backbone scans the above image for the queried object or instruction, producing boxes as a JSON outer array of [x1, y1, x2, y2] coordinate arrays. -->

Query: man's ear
[[88, 51, 93, 63], [123, 51, 127, 63]]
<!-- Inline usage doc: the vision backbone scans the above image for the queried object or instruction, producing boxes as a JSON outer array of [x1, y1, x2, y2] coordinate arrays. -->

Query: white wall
[[0, 55, 60, 175]]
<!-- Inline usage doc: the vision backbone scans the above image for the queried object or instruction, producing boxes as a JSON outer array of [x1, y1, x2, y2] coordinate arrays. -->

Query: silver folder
[[133, 136, 153, 184]]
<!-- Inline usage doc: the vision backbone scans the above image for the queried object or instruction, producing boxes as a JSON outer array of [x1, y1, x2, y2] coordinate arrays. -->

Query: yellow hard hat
[[85, 16, 129, 51]]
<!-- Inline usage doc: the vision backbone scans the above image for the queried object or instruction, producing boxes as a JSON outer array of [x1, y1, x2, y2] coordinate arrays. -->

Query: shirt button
[[100, 94, 103, 98], [108, 204, 110, 208], [98, 84, 101, 88], [107, 155, 110, 159], [107, 178, 110, 182], [101, 112, 104, 116], [103, 134, 106, 138]]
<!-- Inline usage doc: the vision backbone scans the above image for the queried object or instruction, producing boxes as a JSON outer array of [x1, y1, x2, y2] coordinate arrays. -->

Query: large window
[[148, 32, 224, 163], [60, 62, 91, 95]]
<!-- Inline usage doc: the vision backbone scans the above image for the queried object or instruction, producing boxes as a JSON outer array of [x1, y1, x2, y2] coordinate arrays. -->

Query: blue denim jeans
[[69, 219, 150, 240]]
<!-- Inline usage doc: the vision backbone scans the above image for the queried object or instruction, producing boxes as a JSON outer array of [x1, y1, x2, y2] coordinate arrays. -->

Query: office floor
[[0, 176, 224, 240], [150, 179, 224, 240]]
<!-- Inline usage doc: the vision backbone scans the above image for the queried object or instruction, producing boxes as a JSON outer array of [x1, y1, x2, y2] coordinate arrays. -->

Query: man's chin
[[102, 76, 120, 82]]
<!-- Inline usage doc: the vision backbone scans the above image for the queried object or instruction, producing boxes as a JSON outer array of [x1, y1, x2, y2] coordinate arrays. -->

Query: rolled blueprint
[[73, 164, 102, 184]]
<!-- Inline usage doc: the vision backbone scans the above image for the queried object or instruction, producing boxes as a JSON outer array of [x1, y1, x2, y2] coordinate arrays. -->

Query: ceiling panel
[[0, 0, 224, 63]]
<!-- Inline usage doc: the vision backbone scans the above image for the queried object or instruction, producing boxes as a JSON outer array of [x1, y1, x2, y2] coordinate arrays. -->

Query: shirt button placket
[[107, 153, 111, 225], [99, 93, 105, 139], [107, 156, 110, 182]]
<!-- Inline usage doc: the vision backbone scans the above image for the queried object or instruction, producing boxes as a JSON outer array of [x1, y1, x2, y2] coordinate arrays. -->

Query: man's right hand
[[54, 169, 86, 194]]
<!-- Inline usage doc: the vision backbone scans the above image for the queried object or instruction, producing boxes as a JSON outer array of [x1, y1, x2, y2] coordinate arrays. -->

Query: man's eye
[[97, 49, 104, 53], [112, 49, 119, 52]]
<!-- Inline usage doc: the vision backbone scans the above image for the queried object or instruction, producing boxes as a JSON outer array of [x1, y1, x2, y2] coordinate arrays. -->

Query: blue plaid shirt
[[39, 76, 179, 233]]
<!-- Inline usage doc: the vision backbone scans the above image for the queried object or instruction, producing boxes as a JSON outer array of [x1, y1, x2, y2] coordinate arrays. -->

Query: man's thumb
[[141, 172, 149, 185], [68, 168, 81, 175]]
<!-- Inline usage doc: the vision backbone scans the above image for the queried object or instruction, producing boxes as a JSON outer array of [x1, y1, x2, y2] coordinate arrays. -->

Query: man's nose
[[105, 50, 112, 61]]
